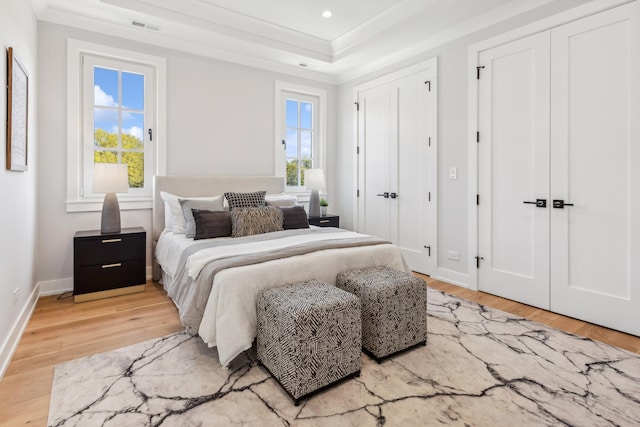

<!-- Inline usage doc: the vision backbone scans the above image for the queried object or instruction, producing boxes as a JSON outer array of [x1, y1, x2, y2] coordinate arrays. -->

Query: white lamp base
[[101, 192, 121, 234]]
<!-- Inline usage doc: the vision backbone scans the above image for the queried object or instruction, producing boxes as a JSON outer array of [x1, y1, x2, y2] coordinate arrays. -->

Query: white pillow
[[265, 194, 298, 207], [160, 191, 180, 232], [160, 191, 223, 234], [180, 196, 224, 238]]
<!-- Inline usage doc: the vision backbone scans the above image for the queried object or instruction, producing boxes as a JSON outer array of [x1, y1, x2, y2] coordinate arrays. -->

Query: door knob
[[523, 199, 546, 208], [390, 192, 398, 199], [377, 192, 389, 198], [553, 199, 574, 209]]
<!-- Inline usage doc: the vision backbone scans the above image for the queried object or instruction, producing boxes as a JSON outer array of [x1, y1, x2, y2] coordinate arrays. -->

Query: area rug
[[48, 288, 640, 426]]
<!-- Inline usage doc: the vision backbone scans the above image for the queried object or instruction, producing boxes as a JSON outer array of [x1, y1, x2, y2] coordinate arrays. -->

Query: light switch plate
[[449, 167, 457, 180]]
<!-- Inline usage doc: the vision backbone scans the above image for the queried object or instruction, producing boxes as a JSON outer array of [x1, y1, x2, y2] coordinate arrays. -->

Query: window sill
[[66, 198, 152, 213]]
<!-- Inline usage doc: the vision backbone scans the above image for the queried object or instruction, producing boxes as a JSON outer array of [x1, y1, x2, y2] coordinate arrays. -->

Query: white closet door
[[550, 2, 640, 335], [358, 85, 392, 241], [392, 71, 433, 274], [478, 32, 551, 309]]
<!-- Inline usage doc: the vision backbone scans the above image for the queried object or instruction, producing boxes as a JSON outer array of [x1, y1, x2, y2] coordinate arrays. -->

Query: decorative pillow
[[180, 196, 224, 237], [265, 194, 297, 207], [231, 206, 283, 237], [224, 191, 267, 210], [281, 206, 309, 230], [160, 191, 223, 234], [192, 209, 232, 240]]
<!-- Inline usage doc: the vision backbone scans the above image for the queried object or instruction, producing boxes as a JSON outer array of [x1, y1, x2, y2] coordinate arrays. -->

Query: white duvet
[[156, 231, 410, 368]]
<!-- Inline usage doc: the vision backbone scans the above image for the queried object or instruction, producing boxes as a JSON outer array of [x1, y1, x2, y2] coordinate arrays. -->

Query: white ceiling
[[30, 0, 580, 83]]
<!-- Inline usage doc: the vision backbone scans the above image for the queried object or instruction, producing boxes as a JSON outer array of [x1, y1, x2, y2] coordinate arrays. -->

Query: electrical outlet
[[447, 251, 459, 261], [13, 288, 20, 305]]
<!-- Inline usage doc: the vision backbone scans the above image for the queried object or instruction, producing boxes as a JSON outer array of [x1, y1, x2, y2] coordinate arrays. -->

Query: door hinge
[[475, 255, 484, 268], [355, 101, 360, 111], [476, 65, 485, 79], [357, 189, 360, 197], [476, 131, 480, 143], [476, 194, 480, 205], [425, 80, 431, 91], [428, 192, 431, 202], [428, 137, 431, 147], [357, 146, 360, 155]]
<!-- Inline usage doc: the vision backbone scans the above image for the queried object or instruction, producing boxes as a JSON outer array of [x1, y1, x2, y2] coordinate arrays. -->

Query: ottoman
[[256, 279, 362, 405], [336, 266, 427, 361]]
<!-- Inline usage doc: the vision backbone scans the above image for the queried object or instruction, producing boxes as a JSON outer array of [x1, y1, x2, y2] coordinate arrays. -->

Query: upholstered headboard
[[152, 175, 285, 280]]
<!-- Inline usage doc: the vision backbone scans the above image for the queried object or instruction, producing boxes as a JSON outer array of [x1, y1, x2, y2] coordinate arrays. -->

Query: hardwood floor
[[0, 282, 183, 426], [1, 277, 639, 426]]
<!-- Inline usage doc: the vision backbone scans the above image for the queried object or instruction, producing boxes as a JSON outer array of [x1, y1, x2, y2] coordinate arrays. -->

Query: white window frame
[[274, 81, 326, 194], [66, 39, 166, 212]]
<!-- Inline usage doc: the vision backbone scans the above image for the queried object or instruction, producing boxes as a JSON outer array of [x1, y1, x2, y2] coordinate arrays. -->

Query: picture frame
[[6, 47, 28, 172]]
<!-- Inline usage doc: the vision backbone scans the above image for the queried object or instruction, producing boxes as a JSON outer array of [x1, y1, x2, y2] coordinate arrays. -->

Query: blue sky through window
[[94, 67, 144, 141]]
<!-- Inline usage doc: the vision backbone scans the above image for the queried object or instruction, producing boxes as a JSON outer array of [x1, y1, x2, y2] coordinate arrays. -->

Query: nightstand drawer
[[75, 259, 145, 295], [75, 233, 144, 266], [308, 215, 339, 228]]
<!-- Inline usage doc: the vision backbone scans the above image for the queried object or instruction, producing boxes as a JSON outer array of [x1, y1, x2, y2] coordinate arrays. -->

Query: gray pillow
[[231, 206, 283, 237], [281, 206, 309, 230], [192, 209, 232, 240], [224, 191, 267, 210], [180, 196, 225, 238]]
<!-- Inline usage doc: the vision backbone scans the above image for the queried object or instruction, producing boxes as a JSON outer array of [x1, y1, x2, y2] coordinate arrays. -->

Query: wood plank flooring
[[1, 276, 639, 426]]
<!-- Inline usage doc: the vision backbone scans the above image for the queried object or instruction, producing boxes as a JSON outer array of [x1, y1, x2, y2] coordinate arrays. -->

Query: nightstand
[[308, 214, 339, 228], [73, 227, 146, 302]]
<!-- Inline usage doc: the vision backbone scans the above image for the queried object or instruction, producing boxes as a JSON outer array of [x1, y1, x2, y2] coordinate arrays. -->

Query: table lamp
[[305, 168, 325, 217], [93, 163, 129, 234]]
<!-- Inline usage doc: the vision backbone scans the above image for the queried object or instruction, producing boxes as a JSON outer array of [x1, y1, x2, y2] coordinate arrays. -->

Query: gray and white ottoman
[[336, 266, 427, 361], [256, 279, 362, 405]]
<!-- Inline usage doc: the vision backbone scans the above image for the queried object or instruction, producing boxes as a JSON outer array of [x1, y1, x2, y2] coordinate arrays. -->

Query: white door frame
[[467, 0, 633, 291], [353, 57, 438, 273]]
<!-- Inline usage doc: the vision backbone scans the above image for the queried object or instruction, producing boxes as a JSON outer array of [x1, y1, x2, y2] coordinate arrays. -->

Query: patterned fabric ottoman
[[336, 266, 427, 361], [256, 279, 362, 405]]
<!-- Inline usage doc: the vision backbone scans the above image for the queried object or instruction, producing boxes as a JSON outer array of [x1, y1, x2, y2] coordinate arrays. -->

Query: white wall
[[35, 22, 336, 292], [335, 0, 587, 285], [0, 0, 39, 377]]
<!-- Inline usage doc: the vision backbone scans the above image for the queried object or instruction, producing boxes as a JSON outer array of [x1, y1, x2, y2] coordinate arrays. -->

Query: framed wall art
[[6, 47, 28, 171]]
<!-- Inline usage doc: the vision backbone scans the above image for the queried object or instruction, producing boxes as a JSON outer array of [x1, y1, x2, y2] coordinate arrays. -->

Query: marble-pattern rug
[[48, 288, 640, 426]]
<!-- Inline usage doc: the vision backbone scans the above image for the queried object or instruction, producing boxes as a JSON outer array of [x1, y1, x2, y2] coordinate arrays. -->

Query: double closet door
[[478, 2, 640, 336], [356, 63, 437, 275]]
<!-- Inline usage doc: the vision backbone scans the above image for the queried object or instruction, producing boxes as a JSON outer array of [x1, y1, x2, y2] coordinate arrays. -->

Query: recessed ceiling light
[[322, 10, 332, 18]]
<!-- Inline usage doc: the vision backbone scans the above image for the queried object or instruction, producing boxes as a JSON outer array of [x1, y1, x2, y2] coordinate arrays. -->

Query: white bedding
[[155, 229, 410, 368]]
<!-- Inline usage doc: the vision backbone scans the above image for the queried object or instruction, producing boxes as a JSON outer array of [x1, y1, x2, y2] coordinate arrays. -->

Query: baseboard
[[436, 267, 470, 288], [0, 283, 40, 381], [38, 277, 73, 296]]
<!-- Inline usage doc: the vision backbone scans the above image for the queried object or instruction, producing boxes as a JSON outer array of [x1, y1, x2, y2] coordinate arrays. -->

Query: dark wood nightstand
[[73, 227, 146, 302], [308, 214, 339, 228]]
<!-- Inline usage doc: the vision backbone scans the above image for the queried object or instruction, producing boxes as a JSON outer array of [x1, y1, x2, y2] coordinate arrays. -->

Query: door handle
[[553, 199, 574, 209], [523, 199, 546, 208], [390, 192, 398, 199], [377, 192, 389, 198]]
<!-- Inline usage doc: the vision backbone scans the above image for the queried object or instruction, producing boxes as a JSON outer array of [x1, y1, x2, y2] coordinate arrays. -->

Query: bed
[[152, 175, 410, 367]]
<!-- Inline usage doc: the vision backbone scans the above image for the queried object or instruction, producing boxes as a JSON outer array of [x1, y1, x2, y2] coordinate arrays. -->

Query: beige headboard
[[152, 175, 285, 280]]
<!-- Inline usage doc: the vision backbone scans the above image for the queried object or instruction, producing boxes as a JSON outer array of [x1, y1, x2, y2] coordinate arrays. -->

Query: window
[[67, 40, 166, 212], [275, 82, 326, 192], [284, 93, 317, 187]]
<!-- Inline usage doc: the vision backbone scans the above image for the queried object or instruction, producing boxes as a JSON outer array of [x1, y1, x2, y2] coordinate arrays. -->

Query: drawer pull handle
[[102, 263, 122, 269], [102, 238, 122, 243], [319, 220, 330, 223]]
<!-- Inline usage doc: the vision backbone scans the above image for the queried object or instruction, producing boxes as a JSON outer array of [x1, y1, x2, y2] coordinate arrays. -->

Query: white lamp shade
[[305, 168, 326, 190], [93, 163, 129, 193]]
